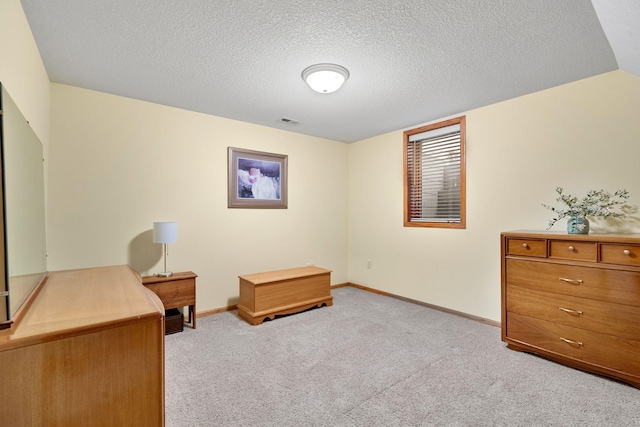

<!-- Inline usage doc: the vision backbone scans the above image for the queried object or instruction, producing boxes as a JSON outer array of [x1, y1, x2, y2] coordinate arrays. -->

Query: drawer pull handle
[[624, 249, 631, 255], [560, 337, 583, 347], [559, 307, 583, 316], [568, 246, 575, 251], [559, 277, 583, 284], [522, 243, 528, 248]]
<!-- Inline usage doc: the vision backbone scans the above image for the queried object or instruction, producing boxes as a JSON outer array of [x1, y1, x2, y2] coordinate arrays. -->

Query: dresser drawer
[[507, 312, 640, 378], [505, 259, 640, 307], [549, 240, 597, 262], [601, 244, 640, 267], [144, 278, 195, 309], [506, 285, 640, 340], [506, 238, 547, 257]]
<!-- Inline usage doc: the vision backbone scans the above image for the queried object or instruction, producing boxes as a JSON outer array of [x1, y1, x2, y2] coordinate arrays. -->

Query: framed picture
[[228, 147, 288, 209]]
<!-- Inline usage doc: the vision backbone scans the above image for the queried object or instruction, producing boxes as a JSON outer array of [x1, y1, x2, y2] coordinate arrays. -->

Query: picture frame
[[228, 147, 288, 209]]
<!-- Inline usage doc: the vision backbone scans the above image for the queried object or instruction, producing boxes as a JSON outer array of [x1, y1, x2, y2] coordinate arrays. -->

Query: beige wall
[[348, 70, 640, 322], [48, 84, 348, 311], [5, 0, 640, 322], [0, 0, 50, 147]]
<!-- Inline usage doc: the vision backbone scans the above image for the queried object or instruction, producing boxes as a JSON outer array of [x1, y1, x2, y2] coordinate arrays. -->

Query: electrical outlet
[[367, 260, 372, 269]]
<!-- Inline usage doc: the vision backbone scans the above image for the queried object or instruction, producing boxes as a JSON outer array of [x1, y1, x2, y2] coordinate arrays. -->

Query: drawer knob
[[624, 249, 631, 255], [559, 307, 583, 316], [522, 243, 528, 249], [560, 337, 583, 347], [568, 245, 575, 251]]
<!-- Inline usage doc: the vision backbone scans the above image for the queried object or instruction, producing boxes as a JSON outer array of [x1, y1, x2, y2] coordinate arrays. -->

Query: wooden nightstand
[[142, 271, 197, 329]]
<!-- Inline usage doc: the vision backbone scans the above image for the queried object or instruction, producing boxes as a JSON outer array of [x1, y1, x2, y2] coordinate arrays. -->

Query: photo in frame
[[228, 147, 288, 209]]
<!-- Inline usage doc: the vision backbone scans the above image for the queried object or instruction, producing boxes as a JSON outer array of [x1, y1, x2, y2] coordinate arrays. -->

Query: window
[[404, 116, 465, 228]]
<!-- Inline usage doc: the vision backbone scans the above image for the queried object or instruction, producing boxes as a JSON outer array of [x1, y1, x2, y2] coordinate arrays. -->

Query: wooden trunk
[[237, 266, 333, 325]]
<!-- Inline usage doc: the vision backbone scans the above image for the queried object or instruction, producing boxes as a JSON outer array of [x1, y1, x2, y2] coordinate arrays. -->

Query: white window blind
[[407, 123, 461, 223]]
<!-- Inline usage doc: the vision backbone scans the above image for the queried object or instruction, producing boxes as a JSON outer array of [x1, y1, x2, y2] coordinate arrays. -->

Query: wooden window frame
[[403, 116, 466, 229]]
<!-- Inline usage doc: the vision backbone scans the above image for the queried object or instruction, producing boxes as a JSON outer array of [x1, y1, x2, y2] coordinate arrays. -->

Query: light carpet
[[165, 286, 639, 426]]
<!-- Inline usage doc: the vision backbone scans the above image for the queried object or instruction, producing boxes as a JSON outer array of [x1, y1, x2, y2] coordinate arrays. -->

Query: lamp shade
[[153, 221, 177, 244]]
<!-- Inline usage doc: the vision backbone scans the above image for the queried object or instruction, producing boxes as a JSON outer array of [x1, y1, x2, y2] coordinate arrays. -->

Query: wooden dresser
[[501, 231, 640, 388], [0, 265, 165, 426]]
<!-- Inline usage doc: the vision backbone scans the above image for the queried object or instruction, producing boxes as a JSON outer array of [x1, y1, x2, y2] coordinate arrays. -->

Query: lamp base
[[157, 271, 173, 277]]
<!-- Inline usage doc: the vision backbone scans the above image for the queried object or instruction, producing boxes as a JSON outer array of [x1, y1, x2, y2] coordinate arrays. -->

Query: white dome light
[[301, 63, 350, 94]]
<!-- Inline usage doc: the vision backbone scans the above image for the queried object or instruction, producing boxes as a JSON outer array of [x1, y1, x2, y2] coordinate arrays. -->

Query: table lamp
[[153, 221, 177, 277]]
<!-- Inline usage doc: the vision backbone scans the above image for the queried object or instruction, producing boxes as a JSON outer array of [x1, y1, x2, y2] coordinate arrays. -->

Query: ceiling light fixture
[[301, 63, 349, 94]]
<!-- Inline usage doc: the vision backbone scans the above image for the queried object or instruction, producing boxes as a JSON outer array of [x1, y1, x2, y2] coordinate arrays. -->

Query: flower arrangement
[[542, 187, 630, 230]]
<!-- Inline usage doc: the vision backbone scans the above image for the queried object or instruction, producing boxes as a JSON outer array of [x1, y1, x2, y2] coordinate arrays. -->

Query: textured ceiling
[[591, 0, 640, 77], [19, 1, 634, 143]]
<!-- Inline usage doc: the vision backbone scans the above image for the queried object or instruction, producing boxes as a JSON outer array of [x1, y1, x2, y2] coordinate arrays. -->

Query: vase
[[567, 216, 589, 234]]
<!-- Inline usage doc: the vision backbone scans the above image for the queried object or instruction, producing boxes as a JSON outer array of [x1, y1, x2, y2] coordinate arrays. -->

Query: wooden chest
[[237, 266, 333, 325], [501, 231, 640, 388]]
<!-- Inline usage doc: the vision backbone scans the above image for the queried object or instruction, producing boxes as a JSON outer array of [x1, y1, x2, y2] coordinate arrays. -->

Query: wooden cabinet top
[[239, 266, 331, 285], [142, 271, 197, 285], [0, 265, 164, 351], [502, 230, 640, 244]]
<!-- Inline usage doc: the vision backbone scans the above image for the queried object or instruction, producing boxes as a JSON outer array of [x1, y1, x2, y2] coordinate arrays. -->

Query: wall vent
[[278, 117, 301, 125]]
